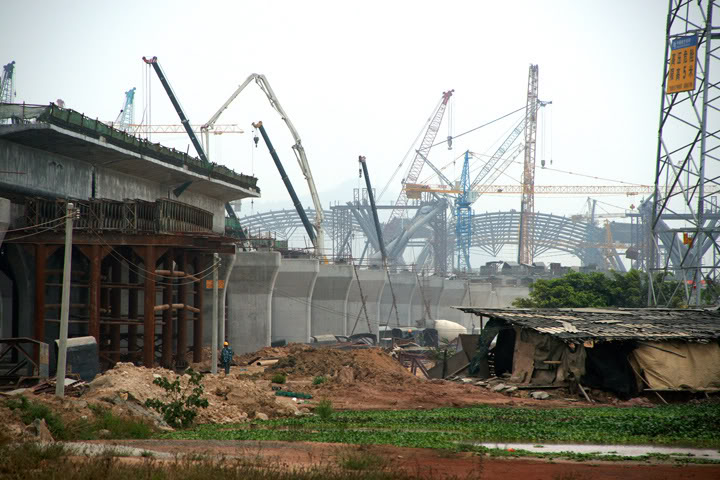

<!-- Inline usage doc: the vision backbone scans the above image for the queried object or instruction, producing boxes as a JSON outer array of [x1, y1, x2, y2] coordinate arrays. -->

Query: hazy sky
[[2, 1, 668, 265]]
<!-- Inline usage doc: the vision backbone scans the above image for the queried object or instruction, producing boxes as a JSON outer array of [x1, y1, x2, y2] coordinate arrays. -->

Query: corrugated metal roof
[[455, 307, 720, 342]]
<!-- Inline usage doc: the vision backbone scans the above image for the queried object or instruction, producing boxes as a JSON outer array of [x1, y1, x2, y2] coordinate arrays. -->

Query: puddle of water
[[477, 443, 720, 460]]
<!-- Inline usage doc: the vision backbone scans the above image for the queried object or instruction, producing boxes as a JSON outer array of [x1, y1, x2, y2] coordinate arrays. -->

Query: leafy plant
[[145, 368, 209, 428], [312, 376, 327, 385], [315, 399, 334, 420], [271, 373, 287, 384]]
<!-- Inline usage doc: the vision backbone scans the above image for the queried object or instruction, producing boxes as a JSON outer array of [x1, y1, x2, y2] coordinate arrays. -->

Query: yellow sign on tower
[[667, 35, 698, 94]]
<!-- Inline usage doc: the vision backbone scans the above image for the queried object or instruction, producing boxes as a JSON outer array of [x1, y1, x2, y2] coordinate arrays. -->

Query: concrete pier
[[379, 272, 417, 327], [226, 251, 281, 354], [271, 258, 319, 344], [346, 269, 385, 338], [436, 279, 468, 325], [411, 276, 444, 326], [0, 198, 9, 247], [311, 264, 353, 337]]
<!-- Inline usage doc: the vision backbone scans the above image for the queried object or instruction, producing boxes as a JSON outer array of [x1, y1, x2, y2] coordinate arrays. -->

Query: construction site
[[1, 1, 720, 479]]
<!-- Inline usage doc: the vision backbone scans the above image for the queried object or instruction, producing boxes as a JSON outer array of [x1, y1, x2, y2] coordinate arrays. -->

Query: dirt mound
[[269, 346, 414, 384], [84, 362, 303, 423]]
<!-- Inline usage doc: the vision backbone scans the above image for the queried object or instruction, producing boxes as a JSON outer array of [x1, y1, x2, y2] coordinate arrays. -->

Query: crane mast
[[385, 90, 454, 239], [114, 87, 136, 131], [202, 74, 325, 257], [518, 64, 539, 265]]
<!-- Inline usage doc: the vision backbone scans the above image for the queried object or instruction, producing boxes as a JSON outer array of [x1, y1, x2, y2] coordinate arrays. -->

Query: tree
[[512, 270, 686, 308]]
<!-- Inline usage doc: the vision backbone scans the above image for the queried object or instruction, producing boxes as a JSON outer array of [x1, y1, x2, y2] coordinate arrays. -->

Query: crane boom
[[385, 90, 454, 236], [202, 74, 325, 256]]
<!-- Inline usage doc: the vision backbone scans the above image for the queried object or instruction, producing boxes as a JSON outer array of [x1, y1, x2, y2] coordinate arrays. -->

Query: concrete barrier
[[411, 276, 444, 327], [379, 272, 416, 327], [271, 258, 319, 344], [346, 269, 385, 338], [311, 264, 353, 337], [436, 279, 467, 325], [226, 251, 281, 354]]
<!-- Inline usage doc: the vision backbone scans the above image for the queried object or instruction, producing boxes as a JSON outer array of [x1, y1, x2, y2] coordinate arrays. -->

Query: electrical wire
[[539, 166, 650, 186], [430, 105, 526, 149], [3, 214, 71, 232]]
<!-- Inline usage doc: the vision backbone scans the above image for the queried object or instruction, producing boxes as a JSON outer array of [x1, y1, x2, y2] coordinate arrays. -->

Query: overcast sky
[[2, 1, 668, 265]]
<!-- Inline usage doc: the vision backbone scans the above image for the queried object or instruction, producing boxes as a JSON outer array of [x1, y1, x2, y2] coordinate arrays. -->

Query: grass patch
[[88, 405, 153, 439], [337, 446, 386, 470], [271, 374, 287, 384], [315, 399, 333, 420], [312, 376, 327, 385], [5, 396, 67, 439], [163, 403, 720, 451]]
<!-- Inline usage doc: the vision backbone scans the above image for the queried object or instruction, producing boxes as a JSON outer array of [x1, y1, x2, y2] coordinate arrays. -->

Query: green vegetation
[[145, 368, 209, 429], [163, 403, 720, 449], [512, 270, 688, 308], [271, 373, 288, 384], [4, 396, 153, 441], [337, 447, 386, 470], [314, 399, 334, 420], [312, 375, 327, 385]]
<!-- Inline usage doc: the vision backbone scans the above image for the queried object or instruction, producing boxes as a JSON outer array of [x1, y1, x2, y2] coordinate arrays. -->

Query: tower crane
[[384, 90, 454, 241], [456, 151, 472, 270], [114, 88, 136, 131], [518, 64, 539, 265], [201, 74, 325, 257], [0, 61, 15, 105]]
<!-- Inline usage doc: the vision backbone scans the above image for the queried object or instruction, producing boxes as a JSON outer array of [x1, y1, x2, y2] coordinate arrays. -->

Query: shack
[[456, 307, 720, 398]]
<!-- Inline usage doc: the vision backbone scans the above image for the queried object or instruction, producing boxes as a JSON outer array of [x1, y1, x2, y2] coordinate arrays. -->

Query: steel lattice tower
[[518, 64, 539, 265], [650, 1, 720, 305]]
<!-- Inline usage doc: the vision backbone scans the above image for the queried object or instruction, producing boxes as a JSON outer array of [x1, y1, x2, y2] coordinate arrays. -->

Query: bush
[[315, 399, 333, 420], [4, 396, 66, 439], [145, 368, 209, 428], [271, 373, 287, 384], [312, 376, 327, 385]]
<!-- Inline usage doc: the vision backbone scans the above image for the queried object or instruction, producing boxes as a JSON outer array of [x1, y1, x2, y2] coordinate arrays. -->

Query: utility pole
[[211, 253, 219, 375], [55, 203, 75, 398]]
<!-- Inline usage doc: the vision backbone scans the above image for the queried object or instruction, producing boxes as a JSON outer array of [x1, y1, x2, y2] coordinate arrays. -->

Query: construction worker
[[220, 341, 234, 375]]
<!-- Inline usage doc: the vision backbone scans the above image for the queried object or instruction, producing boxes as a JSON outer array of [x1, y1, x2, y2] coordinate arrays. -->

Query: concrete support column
[[161, 252, 173, 368], [128, 265, 138, 359], [192, 255, 204, 363], [110, 257, 122, 363], [227, 251, 281, 354], [411, 276, 444, 327], [436, 279, 468, 324], [201, 252, 237, 348], [142, 246, 156, 367], [271, 258, 319, 344], [310, 264, 353, 337], [34, 244, 47, 357], [176, 252, 188, 364], [346, 269, 385, 338], [0, 198, 9, 247], [379, 272, 416, 327]]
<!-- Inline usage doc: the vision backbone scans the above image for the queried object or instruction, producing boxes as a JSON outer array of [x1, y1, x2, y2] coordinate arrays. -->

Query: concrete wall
[[226, 251, 280, 354], [271, 259, 319, 344], [346, 269, 385, 338], [0, 198, 10, 247], [311, 264, 353, 337], [436, 280, 467, 325], [379, 273, 416, 327], [495, 285, 530, 307], [411, 276, 444, 326]]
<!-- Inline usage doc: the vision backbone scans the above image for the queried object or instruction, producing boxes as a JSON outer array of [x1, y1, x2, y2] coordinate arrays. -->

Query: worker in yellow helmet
[[220, 341, 233, 375]]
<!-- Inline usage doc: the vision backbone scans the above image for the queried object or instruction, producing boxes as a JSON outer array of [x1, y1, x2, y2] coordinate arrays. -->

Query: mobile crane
[[142, 56, 245, 235], [201, 74, 325, 257]]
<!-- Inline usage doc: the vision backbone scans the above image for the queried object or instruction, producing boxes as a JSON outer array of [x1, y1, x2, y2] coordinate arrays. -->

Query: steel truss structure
[[651, 0, 720, 305], [239, 207, 632, 270]]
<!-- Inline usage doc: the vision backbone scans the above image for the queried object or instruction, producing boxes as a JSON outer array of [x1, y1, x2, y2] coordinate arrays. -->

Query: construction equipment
[[358, 155, 400, 326], [141, 56, 244, 232], [456, 151, 472, 270], [201, 73, 325, 256], [254, 121, 315, 246], [114, 88, 135, 131], [385, 90, 454, 240], [406, 184, 654, 196], [129, 124, 243, 135], [518, 64, 540, 265], [1, 61, 15, 105]]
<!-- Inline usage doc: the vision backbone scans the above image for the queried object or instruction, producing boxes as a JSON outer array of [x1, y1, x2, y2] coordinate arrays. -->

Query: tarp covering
[[631, 341, 720, 391], [511, 327, 586, 385]]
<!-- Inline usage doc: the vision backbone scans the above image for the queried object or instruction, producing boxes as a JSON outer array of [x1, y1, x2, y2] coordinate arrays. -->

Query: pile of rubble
[[446, 374, 552, 400]]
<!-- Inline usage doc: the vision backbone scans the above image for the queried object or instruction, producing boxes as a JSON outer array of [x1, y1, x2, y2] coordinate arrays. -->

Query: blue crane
[[456, 150, 472, 270], [114, 87, 136, 131]]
